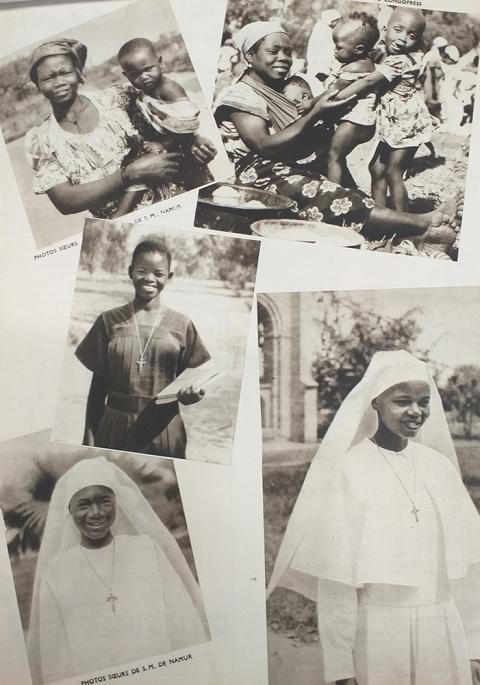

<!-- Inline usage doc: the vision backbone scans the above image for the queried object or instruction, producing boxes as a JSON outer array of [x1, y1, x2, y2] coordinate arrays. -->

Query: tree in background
[[79, 220, 131, 274], [79, 222, 258, 292], [439, 364, 480, 437], [311, 292, 430, 433], [222, 0, 480, 60]]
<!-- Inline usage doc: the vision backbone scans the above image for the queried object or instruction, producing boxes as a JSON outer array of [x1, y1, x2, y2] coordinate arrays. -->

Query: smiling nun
[[27, 457, 209, 684], [268, 350, 480, 685]]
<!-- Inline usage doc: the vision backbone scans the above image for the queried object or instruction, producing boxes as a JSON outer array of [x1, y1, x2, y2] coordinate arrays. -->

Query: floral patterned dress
[[376, 52, 433, 149], [25, 86, 155, 218], [214, 79, 375, 231]]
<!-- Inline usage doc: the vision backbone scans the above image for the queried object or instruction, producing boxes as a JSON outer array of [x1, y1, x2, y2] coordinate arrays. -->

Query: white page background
[[1, 0, 480, 684]]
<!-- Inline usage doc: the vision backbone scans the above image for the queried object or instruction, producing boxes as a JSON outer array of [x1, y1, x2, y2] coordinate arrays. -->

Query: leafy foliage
[[79, 221, 259, 292], [223, 0, 480, 59], [79, 220, 131, 275], [311, 292, 428, 428]]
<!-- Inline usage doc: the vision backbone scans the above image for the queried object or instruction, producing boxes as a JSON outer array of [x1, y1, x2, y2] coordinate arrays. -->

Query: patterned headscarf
[[29, 38, 87, 84]]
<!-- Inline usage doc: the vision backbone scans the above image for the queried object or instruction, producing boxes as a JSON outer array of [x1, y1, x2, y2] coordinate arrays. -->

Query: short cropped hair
[[342, 11, 380, 52], [131, 237, 172, 269], [118, 37, 157, 63]]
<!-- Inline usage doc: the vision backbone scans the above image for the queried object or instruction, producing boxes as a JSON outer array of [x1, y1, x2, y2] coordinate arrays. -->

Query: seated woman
[[25, 39, 187, 219], [27, 457, 209, 685], [215, 21, 463, 255], [268, 350, 480, 685]]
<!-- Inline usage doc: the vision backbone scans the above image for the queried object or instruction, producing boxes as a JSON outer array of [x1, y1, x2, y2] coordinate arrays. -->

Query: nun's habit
[[268, 351, 480, 684], [27, 457, 209, 684]]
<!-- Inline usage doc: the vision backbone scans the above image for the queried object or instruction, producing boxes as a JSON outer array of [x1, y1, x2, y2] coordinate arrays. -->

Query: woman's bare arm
[[83, 373, 107, 446], [230, 89, 356, 160], [46, 152, 182, 215]]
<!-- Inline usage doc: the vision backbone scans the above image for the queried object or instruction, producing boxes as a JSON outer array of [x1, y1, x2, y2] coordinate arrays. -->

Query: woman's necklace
[[132, 303, 167, 374], [80, 538, 117, 612], [61, 97, 90, 133], [372, 439, 420, 523]]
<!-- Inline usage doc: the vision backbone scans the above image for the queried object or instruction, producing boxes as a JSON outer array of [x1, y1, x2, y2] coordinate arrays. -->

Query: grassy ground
[[264, 433, 480, 648]]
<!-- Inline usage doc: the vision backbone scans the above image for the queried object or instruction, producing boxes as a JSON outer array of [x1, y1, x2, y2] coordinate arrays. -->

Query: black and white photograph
[[52, 218, 259, 465], [194, 1, 480, 260], [0, 430, 210, 685], [0, 0, 232, 249], [261, 287, 480, 685]]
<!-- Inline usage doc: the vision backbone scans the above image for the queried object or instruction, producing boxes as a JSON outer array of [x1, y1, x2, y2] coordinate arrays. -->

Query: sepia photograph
[[52, 218, 260, 465], [0, 0, 232, 249], [260, 286, 480, 685], [0, 430, 210, 685], [194, 0, 480, 261]]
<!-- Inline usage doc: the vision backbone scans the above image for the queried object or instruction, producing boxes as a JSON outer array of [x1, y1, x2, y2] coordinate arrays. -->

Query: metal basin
[[251, 219, 365, 248], [195, 183, 294, 234]]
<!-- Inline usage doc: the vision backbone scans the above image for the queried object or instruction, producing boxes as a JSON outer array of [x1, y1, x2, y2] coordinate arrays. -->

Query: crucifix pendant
[[136, 358, 146, 374], [411, 505, 420, 523], [106, 593, 118, 613]]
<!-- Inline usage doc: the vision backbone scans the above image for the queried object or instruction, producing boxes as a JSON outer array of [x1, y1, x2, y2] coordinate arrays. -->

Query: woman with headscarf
[[268, 350, 480, 685], [215, 21, 463, 253], [25, 39, 184, 219], [27, 457, 209, 685]]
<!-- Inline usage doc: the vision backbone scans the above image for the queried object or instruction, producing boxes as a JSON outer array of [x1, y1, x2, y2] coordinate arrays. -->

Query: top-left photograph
[[0, 0, 232, 249]]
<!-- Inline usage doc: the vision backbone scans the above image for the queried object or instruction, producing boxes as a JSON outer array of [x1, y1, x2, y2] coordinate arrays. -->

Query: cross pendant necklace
[[411, 505, 420, 523], [106, 592, 118, 613], [136, 359, 147, 374], [373, 441, 420, 524], [80, 537, 118, 613], [132, 304, 166, 375]]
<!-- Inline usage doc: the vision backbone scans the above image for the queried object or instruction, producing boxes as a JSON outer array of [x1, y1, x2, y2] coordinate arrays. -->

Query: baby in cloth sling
[[115, 37, 217, 215]]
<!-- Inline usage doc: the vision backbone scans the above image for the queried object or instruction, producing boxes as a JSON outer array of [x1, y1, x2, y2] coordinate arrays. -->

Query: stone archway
[[258, 296, 283, 439]]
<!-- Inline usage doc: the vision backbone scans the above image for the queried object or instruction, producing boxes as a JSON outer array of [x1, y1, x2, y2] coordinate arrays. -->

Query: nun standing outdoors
[[268, 351, 480, 685]]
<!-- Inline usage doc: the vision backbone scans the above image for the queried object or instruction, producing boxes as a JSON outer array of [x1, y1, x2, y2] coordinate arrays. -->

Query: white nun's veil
[[267, 350, 472, 601], [27, 457, 208, 684]]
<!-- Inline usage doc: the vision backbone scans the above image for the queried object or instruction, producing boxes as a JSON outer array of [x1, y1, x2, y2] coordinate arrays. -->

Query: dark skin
[[232, 33, 462, 246], [336, 382, 480, 684], [325, 19, 377, 187], [34, 54, 182, 216], [369, 9, 427, 212], [82, 250, 204, 447], [119, 46, 217, 164]]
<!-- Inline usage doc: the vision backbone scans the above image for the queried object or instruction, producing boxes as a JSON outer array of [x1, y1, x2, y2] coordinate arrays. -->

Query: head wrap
[[27, 456, 209, 684], [266, 350, 474, 601], [321, 9, 342, 26], [234, 21, 287, 58], [29, 38, 87, 83]]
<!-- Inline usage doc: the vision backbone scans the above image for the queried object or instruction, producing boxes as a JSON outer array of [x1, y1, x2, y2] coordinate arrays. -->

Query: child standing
[[325, 12, 380, 188], [116, 37, 217, 215], [369, 8, 432, 211], [76, 238, 210, 459]]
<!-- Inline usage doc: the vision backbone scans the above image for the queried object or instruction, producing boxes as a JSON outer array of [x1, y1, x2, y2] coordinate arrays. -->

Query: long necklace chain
[[62, 97, 90, 133], [132, 303, 166, 374], [80, 537, 118, 612], [373, 440, 420, 523]]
